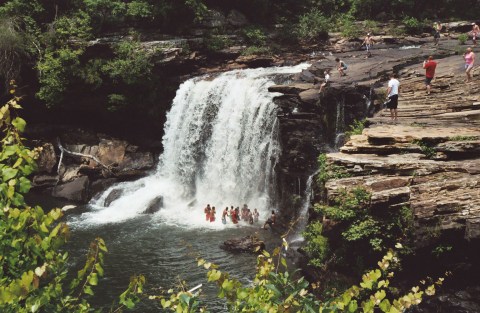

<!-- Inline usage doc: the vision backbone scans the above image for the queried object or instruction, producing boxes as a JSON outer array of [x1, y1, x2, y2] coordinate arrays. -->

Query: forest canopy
[[1, 0, 479, 110]]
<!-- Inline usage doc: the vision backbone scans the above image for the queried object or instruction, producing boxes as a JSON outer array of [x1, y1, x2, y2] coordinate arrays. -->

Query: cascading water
[[77, 64, 310, 228], [286, 172, 317, 247]]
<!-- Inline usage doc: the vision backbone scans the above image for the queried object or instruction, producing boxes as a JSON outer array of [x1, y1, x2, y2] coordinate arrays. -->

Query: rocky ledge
[[318, 53, 480, 311]]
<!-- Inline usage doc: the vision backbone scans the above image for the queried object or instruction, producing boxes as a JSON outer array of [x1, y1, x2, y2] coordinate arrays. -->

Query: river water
[[63, 64, 311, 311]]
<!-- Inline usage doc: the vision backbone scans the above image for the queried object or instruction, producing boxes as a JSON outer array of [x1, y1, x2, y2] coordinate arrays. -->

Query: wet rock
[[117, 152, 155, 178], [465, 218, 480, 240], [221, 235, 265, 253], [52, 176, 90, 203], [143, 196, 163, 214], [104, 188, 124, 207], [36, 143, 57, 173], [268, 83, 313, 95], [235, 55, 274, 68], [90, 178, 118, 200]]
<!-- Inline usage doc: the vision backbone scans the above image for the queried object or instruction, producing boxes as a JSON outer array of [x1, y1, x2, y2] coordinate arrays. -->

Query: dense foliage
[[155, 242, 441, 312], [0, 87, 144, 312], [1, 0, 480, 111]]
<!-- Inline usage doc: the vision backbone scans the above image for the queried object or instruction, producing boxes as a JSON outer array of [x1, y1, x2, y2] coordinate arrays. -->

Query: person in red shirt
[[422, 56, 437, 95]]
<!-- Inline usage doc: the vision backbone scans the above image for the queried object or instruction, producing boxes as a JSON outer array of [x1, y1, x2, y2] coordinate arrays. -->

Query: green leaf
[[379, 299, 392, 312], [18, 177, 31, 193], [2, 167, 18, 181], [88, 273, 98, 286], [348, 300, 358, 312], [84, 285, 94, 296], [12, 117, 26, 132]]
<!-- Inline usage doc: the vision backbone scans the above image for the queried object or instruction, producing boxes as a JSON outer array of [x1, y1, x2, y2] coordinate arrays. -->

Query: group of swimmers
[[204, 204, 260, 225]]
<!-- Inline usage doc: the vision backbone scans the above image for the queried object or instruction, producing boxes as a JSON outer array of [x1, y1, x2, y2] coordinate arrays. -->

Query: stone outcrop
[[220, 235, 265, 253], [31, 129, 157, 204], [323, 55, 480, 245]]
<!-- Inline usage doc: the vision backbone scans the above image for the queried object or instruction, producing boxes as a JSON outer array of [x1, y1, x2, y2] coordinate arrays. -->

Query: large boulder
[[52, 176, 90, 203], [97, 138, 127, 166], [220, 235, 265, 253], [36, 143, 57, 173]]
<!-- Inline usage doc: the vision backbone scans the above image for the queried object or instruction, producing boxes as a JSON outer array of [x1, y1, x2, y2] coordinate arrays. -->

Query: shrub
[[336, 14, 361, 39], [0, 87, 144, 312], [402, 16, 426, 34], [242, 25, 267, 46], [303, 221, 330, 267], [458, 33, 468, 45], [241, 45, 271, 56], [159, 244, 442, 312], [363, 19, 379, 33], [345, 119, 367, 139], [203, 33, 232, 51], [296, 9, 329, 41]]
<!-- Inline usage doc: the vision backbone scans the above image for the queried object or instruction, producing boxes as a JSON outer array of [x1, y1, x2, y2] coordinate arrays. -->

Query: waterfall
[[79, 64, 310, 228], [287, 172, 317, 246]]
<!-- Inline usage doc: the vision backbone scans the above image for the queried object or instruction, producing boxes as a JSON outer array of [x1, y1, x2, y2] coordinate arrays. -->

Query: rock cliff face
[[269, 69, 373, 213], [315, 54, 480, 311]]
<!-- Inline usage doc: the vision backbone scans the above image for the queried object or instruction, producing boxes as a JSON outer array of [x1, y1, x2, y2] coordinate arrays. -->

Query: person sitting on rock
[[263, 210, 276, 230], [335, 58, 348, 76], [319, 69, 331, 93]]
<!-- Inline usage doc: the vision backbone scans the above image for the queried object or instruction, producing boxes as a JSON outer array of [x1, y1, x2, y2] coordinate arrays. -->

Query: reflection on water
[[66, 212, 281, 312]]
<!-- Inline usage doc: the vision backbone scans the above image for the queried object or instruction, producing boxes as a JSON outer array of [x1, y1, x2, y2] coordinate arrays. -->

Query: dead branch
[[56, 138, 114, 175]]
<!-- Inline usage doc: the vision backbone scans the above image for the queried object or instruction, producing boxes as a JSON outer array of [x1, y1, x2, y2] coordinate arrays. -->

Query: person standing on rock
[[361, 33, 375, 57], [464, 47, 475, 83], [386, 73, 400, 121], [433, 22, 442, 46], [471, 23, 480, 46], [422, 56, 437, 95], [335, 58, 348, 76]]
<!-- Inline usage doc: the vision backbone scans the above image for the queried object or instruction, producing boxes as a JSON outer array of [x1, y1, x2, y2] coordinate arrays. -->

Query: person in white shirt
[[386, 73, 400, 121], [319, 69, 330, 93]]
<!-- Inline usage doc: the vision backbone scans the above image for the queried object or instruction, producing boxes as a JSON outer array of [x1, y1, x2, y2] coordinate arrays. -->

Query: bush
[[458, 33, 468, 45], [0, 88, 144, 312], [345, 119, 367, 139], [203, 33, 232, 51], [303, 221, 330, 267], [241, 45, 271, 56], [242, 25, 267, 46], [402, 16, 426, 34], [296, 9, 329, 41], [336, 14, 361, 38]]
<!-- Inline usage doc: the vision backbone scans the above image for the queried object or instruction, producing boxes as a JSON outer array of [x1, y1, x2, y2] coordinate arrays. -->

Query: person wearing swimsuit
[[210, 207, 216, 222], [204, 204, 211, 221], [464, 47, 475, 83]]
